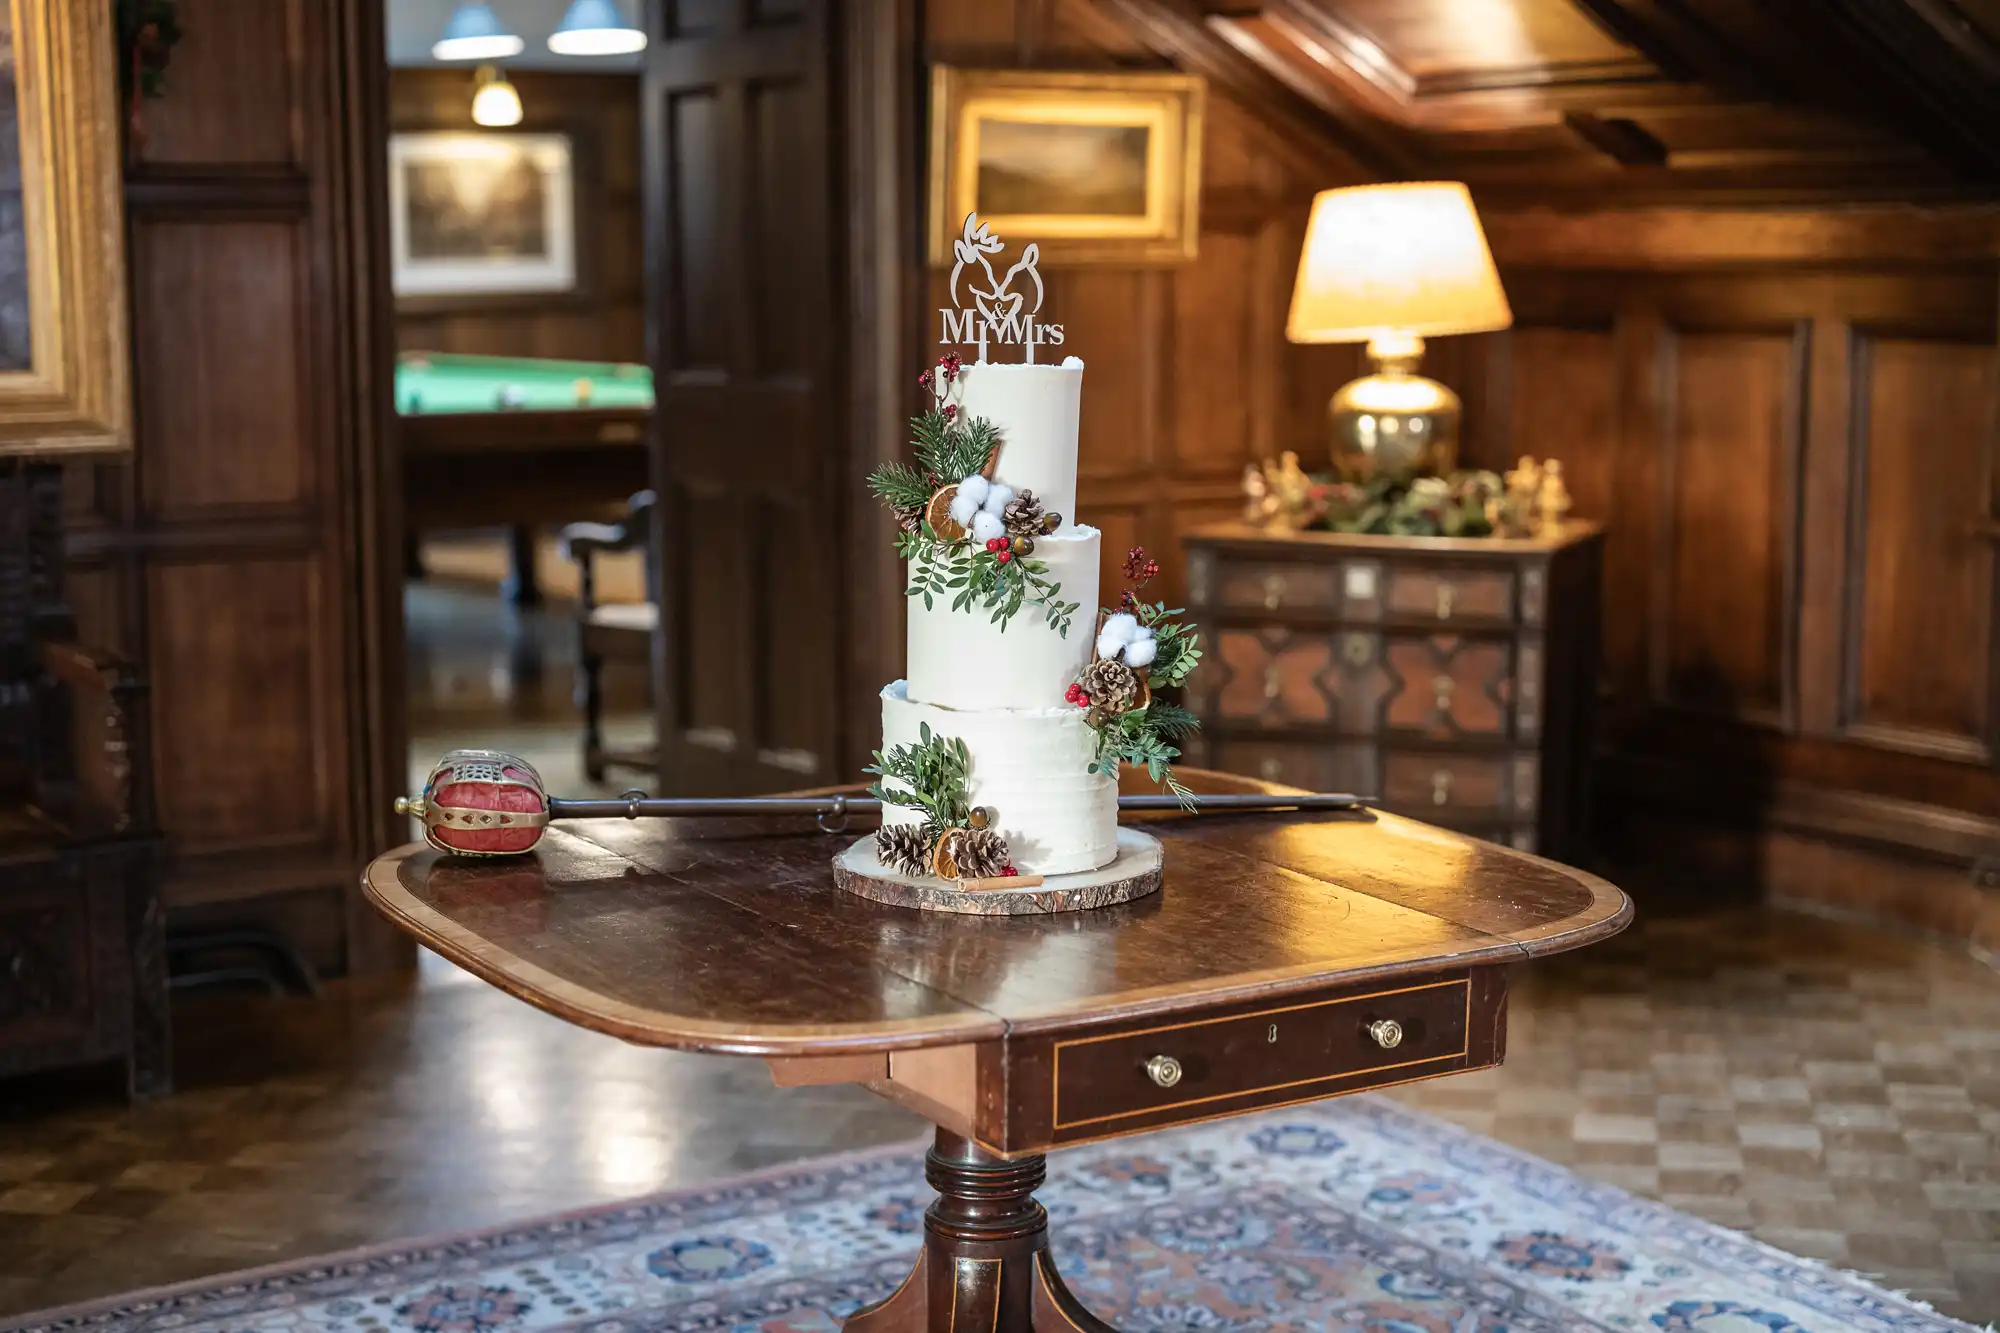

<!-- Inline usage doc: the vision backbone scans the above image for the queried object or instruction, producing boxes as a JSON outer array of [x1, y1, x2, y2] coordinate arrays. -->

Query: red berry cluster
[[1064, 683, 1089, 706], [941, 402, 958, 422], [1122, 546, 1161, 584], [917, 353, 966, 394], [984, 536, 1013, 564], [1000, 862, 1018, 877]]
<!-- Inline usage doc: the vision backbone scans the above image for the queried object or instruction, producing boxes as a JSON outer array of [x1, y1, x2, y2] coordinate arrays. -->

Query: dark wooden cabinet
[[2, 462, 168, 1099], [1183, 522, 1604, 858]]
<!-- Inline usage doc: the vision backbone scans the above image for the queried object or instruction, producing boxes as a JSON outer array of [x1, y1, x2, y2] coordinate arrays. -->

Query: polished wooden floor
[[2, 567, 1995, 1322]]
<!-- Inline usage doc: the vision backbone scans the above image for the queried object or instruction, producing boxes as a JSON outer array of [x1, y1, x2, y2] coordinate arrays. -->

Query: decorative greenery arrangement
[[864, 722, 972, 834], [1069, 548, 1204, 809], [1320, 470, 1514, 537], [863, 723, 1015, 881], [116, 0, 184, 101], [1243, 451, 1574, 539], [868, 356, 1082, 637]]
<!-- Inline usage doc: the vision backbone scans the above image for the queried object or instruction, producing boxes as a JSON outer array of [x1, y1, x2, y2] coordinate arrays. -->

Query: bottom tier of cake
[[879, 679, 1117, 875]]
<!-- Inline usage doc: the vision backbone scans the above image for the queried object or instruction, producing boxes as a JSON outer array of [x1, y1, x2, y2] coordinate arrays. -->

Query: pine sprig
[[1086, 702, 1202, 811], [863, 721, 972, 832], [910, 409, 1001, 486], [902, 526, 1080, 636], [868, 460, 934, 515]]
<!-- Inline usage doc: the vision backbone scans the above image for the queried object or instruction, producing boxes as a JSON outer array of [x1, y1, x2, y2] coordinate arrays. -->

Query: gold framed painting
[[928, 67, 1205, 267], [0, 0, 130, 456]]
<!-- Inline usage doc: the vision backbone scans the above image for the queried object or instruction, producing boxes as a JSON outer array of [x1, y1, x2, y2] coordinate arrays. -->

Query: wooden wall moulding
[[67, 0, 407, 977], [0, 0, 131, 456]]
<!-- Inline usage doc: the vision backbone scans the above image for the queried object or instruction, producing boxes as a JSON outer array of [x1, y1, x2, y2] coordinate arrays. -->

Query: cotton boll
[[1133, 624, 1155, 640], [949, 491, 979, 526], [971, 511, 1007, 544], [1095, 629, 1126, 661], [1100, 613, 1139, 646], [1122, 637, 1158, 669], [956, 474, 990, 507], [981, 483, 1015, 516]]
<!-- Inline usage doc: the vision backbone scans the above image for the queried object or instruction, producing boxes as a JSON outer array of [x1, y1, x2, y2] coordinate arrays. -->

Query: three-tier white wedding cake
[[880, 357, 1119, 875]]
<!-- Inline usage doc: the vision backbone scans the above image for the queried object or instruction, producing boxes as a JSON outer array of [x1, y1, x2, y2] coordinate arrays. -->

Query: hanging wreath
[[115, 0, 184, 152]]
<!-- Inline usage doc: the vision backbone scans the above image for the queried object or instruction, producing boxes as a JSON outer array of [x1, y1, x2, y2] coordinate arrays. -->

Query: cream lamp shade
[[1286, 181, 1511, 344]]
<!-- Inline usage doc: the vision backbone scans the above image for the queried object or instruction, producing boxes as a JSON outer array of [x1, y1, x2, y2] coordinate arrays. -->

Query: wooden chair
[[560, 491, 658, 783]]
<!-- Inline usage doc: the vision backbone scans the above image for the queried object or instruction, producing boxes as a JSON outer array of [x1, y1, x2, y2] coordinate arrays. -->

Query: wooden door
[[641, 0, 846, 795]]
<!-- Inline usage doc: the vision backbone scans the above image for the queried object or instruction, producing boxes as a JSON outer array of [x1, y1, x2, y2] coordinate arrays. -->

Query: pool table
[[397, 352, 654, 605]]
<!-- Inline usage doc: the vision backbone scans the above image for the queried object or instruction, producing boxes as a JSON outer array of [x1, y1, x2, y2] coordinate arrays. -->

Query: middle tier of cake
[[906, 524, 1100, 711], [880, 680, 1117, 875]]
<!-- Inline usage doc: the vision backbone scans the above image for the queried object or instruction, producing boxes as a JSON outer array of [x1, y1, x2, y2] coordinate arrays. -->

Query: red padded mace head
[[411, 749, 550, 856]]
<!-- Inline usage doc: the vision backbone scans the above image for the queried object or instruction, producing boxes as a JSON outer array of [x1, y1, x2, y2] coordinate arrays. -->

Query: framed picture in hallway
[[0, 0, 129, 455], [927, 67, 1205, 267], [389, 132, 578, 298]]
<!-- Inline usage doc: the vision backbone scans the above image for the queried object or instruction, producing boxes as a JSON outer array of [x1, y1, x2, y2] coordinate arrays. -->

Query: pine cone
[[876, 823, 933, 877], [1079, 658, 1140, 715], [954, 827, 1011, 879], [1002, 489, 1045, 538], [894, 503, 924, 536]]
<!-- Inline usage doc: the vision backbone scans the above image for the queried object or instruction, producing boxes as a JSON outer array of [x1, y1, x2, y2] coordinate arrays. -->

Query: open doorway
[[384, 0, 657, 801]]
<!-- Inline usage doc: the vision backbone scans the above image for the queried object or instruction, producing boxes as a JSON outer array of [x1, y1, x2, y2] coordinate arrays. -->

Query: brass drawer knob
[[1430, 769, 1453, 805], [1435, 585, 1455, 619], [1368, 1019, 1404, 1049], [1145, 1054, 1183, 1088]]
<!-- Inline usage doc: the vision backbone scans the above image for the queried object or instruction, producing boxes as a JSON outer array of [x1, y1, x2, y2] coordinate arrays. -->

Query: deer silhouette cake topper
[[940, 213, 1066, 364]]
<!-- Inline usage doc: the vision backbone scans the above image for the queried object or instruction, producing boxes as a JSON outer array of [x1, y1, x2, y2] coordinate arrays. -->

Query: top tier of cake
[[944, 357, 1083, 528]]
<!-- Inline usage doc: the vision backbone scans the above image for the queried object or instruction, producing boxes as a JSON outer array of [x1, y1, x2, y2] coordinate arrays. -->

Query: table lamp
[[1286, 181, 1512, 480]]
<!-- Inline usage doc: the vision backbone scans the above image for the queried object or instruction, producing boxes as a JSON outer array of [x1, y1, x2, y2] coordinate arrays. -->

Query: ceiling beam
[[1086, 0, 1411, 180]]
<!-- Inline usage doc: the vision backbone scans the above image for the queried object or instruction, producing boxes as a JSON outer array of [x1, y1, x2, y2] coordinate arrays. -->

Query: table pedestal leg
[[844, 1129, 1120, 1333]]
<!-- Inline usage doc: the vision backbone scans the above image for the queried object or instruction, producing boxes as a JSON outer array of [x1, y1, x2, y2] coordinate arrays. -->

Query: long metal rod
[[546, 792, 1370, 820]]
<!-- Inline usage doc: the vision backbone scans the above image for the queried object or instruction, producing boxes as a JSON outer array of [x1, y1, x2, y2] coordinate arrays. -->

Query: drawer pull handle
[[1145, 1054, 1183, 1088], [1368, 1019, 1404, 1050], [1263, 665, 1283, 701], [1435, 585, 1454, 619], [1262, 574, 1285, 610], [1433, 673, 1455, 713], [1430, 770, 1453, 805], [1259, 757, 1282, 782]]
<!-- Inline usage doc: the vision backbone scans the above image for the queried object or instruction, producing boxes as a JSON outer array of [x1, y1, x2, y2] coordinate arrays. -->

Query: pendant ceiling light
[[433, 3, 525, 61], [547, 0, 648, 55], [470, 65, 524, 127]]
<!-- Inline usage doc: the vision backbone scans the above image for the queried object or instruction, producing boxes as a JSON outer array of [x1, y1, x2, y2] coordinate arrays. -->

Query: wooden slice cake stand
[[833, 827, 1163, 916]]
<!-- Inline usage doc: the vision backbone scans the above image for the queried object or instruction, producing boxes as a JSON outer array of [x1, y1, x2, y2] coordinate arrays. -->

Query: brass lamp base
[[1329, 334, 1459, 481]]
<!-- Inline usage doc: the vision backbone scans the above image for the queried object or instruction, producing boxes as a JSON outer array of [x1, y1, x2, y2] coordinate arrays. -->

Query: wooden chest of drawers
[[1183, 521, 1604, 857]]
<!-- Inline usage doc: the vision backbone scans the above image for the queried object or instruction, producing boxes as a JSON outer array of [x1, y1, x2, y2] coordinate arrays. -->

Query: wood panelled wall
[[925, 0, 1373, 610], [1449, 213, 2000, 876], [391, 70, 644, 363], [67, 0, 399, 973]]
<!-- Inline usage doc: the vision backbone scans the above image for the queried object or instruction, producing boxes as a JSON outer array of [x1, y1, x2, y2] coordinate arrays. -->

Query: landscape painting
[[930, 67, 1205, 266], [389, 132, 576, 298], [974, 119, 1151, 218]]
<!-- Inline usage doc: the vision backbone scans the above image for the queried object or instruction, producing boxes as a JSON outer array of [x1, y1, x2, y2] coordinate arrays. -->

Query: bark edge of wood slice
[[834, 828, 1164, 916]]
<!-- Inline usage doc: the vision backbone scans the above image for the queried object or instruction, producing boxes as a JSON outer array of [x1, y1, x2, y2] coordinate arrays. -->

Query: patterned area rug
[[5, 1098, 1975, 1333]]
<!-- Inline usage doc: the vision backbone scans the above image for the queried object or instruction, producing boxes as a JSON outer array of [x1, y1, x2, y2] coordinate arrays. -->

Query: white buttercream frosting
[[907, 525, 1099, 711], [947, 362, 1083, 528], [879, 681, 1116, 874]]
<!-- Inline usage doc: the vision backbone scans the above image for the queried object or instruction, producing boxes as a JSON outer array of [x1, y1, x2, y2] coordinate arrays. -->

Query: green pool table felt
[[396, 352, 655, 415]]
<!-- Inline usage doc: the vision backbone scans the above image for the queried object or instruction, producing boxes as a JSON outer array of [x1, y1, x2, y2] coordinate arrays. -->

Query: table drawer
[[1047, 975, 1487, 1140]]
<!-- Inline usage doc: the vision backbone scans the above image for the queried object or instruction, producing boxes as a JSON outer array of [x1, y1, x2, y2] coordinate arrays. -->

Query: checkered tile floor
[[0, 907, 1994, 1323]]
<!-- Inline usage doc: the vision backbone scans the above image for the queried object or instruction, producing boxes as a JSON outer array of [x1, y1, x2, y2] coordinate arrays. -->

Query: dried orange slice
[[931, 827, 966, 881], [925, 485, 964, 541]]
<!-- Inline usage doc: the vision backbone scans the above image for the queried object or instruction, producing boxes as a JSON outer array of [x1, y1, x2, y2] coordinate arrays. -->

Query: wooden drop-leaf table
[[362, 770, 1630, 1332]]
